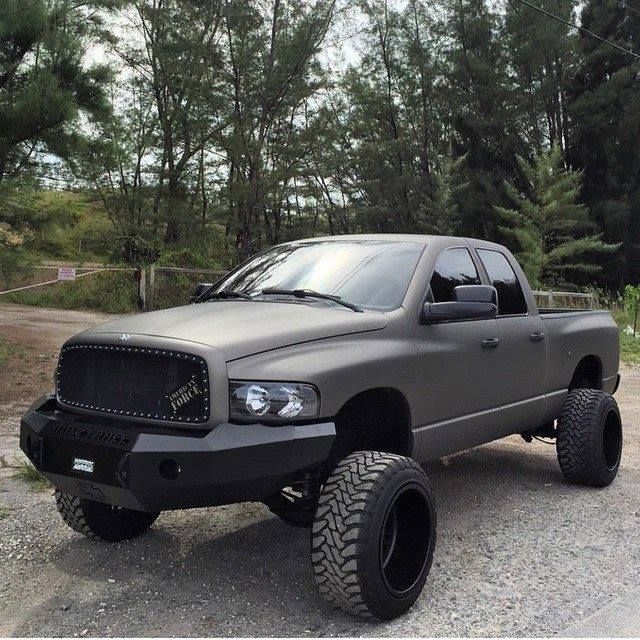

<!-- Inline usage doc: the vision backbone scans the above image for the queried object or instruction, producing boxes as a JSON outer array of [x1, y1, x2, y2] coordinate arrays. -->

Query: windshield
[[213, 240, 425, 311]]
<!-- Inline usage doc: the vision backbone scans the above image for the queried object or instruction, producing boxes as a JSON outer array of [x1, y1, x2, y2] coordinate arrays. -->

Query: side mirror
[[422, 285, 498, 324], [190, 282, 213, 303], [453, 284, 498, 305]]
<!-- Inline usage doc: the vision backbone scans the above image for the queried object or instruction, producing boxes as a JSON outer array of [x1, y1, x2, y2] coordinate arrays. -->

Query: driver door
[[410, 246, 503, 460]]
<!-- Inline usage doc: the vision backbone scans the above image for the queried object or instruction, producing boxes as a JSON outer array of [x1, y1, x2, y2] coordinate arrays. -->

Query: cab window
[[429, 248, 481, 302], [477, 249, 528, 315]]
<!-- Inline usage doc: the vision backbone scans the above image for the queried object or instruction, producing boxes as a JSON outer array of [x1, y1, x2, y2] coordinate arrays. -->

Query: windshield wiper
[[261, 288, 363, 313], [201, 289, 253, 302]]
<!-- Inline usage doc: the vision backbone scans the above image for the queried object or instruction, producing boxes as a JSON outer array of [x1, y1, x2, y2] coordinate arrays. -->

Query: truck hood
[[77, 300, 388, 361]]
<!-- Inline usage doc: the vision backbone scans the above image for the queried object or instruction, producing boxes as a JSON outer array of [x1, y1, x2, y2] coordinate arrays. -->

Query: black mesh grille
[[56, 344, 210, 423]]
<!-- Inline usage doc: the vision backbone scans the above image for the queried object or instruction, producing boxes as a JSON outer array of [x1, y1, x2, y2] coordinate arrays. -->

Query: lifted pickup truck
[[21, 235, 622, 620]]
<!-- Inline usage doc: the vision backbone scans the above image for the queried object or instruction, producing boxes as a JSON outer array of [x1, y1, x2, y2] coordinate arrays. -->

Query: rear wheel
[[55, 491, 160, 541], [311, 451, 436, 620], [556, 389, 623, 487]]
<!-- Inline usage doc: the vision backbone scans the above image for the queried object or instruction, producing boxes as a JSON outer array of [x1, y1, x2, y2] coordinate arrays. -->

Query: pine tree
[[566, 0, 640, 288], [417, 151, 466, 235], [0, 0, 114, 182], [445, 0, 526, 239], [496, 147, 618, 288]]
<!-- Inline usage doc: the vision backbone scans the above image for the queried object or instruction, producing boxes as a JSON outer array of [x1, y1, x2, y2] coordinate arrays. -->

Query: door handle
[[530, 332, 545, 342], [481, 337, 500, 349]]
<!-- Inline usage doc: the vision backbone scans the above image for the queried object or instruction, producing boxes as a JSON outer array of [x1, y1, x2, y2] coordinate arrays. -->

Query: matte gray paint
[[62, 234, 620, 463]]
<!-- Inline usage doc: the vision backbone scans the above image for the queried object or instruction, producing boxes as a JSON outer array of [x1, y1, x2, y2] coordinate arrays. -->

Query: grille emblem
[[120, 333, 133, 342], [167, 377, 203, 413]]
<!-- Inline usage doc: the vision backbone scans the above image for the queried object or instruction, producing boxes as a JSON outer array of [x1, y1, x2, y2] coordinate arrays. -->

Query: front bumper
[[20, 396, 335, 512]]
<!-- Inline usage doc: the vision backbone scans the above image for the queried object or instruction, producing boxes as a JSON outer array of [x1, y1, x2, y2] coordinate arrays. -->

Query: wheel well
[[329, 388, 412, 462], [569, 355, 601, 390]]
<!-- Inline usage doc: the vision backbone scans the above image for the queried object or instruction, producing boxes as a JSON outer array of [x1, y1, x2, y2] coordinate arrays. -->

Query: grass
[[13, 458, 51, 492], [619, 330, 640, 365], [610, 307, 640, 365], [0, 337, 21, 365], [3, 266, 202, 313], [4, 270, 139, 314]]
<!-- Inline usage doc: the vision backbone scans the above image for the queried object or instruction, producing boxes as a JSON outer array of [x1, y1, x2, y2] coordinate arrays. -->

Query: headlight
[[229, 381, 319, 422]]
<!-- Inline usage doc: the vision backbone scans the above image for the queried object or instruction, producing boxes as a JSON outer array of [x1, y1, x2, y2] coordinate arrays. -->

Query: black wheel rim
[[379, 484, 433, 596], [381, 506, 398, 570], [602, 408, 622, 471]]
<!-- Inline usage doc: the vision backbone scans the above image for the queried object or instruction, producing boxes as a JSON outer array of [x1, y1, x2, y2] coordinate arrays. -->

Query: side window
[[477, 249, 528, 315], [429, 248, 481, 302]]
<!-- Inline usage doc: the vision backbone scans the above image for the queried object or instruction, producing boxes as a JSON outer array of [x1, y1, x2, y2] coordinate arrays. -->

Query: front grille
[[56, 344, 210, 423]]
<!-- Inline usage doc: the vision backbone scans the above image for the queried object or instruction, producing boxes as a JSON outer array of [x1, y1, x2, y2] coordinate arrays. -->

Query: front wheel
[[311, 451, 437, 620], [556, 389, 623, 487], [55, 491, 160, 542]]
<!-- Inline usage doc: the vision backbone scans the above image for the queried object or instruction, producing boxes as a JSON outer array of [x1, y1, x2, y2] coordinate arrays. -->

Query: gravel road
[[1, 303, 639, 637]]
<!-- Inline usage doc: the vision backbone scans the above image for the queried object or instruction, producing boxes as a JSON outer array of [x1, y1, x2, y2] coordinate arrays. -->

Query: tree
[[444, 0, 526, 238], [496, 147, 618, 288], [118, 0, 225, 246], [0, 0, 114, 183], [218, 0, 337, 260], [322, 0, 456, 234], [566, 0, 640, 288], [77, 77, 161, 263], [417, 150, 466, 235], [504, 0, 579, 155]]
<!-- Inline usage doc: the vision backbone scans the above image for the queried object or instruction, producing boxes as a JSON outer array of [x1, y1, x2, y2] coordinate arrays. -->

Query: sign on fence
[[57, 267, 76, 281]]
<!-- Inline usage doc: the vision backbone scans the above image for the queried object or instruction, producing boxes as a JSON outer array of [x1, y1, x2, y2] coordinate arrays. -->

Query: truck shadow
[[17, 439, 573, 636]]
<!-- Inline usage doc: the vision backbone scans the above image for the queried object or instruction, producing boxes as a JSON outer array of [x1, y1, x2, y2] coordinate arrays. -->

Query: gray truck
[[21, 234, 622, 620]]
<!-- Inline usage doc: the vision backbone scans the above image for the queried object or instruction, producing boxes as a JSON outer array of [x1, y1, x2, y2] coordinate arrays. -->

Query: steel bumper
[[20, 396, 335, 512]]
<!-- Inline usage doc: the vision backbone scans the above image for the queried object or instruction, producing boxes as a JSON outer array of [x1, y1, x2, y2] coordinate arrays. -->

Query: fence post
[[548, 290, 554, 308], [138, 268, 146, 311], [148, 265, 155, 312]]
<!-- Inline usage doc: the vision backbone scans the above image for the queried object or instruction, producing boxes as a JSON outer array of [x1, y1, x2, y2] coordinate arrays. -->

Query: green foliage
[[619, 331, 640, 365], [443, 0, 527, 237], [496, 147, 619, 288], [505, 0, 577, 153], [6, 271, 138, 313], [1, 0, 639, 298], [0, 182, 112, 283], [13, 457, 50, 492], [567, 0, 640, 289], [0, 0, 115, 182]]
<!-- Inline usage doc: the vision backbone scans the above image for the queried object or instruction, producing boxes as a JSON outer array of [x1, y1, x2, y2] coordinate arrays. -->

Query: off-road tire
[[55, 491, 160, 542], [311, 451, 436, 620], [557, 389, 623, 487]]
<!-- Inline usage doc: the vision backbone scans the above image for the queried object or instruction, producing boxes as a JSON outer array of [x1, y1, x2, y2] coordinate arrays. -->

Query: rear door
[[473, 247, 547, 434]]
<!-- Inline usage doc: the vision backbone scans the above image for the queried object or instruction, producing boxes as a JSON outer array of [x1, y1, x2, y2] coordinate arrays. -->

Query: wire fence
[[0, 264, 228, 312]]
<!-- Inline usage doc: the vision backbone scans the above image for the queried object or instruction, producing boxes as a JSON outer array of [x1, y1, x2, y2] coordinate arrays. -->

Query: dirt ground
[[0, 302, 639, 637]]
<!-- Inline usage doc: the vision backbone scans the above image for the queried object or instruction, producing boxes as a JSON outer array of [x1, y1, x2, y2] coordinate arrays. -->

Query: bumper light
[[229, 381, 319, 422]]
